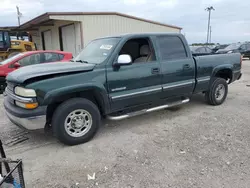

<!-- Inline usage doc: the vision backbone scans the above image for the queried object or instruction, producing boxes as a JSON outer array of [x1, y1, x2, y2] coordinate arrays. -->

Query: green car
[[4, 33, 242, 145]]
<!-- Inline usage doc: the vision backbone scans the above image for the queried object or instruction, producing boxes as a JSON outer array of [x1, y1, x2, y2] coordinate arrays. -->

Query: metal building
[[19, 12, 182, 56]]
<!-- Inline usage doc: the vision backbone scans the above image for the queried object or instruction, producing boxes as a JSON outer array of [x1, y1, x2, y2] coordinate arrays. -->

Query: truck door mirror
[[13, 62, 21, 69], [116, 54, 132, 66]]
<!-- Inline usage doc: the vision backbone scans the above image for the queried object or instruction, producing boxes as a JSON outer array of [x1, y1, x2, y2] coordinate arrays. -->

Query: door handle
[[151, 67, 160, 74], [183, 64, 191, 69]]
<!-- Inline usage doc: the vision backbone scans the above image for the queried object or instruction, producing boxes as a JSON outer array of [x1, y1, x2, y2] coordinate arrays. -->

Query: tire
[[205, 77, 228, 105], [52, 98, 101, 145]]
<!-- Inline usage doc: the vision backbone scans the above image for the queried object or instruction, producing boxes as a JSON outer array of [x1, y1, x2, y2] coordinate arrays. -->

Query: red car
[[0, 50, 72, 91]]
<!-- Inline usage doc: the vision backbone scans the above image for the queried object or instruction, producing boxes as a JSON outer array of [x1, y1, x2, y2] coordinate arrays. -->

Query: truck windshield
[[73, 37, 120, 64], [0, 53, 24, 65]]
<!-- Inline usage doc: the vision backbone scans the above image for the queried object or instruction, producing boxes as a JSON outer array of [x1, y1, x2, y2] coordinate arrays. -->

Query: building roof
[[0, 26, 19, 30], [19, 12, 182, 30]]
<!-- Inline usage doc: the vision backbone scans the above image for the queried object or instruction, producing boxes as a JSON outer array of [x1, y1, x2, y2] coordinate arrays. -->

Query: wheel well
[[46, 90, 104, 124], [215, 69, 232, 83]]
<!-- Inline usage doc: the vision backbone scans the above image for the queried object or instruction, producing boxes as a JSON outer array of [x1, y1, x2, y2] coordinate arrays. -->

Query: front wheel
[[205, 77, 228, 105], [52, 98, 101, 145]]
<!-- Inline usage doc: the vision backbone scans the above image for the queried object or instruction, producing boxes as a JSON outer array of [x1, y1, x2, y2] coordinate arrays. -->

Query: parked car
[[0, 50, 72, 92], [216, 43, 250, 58], [211, 44, 229, 53], [190, 46, 213, 56], [4, 33, 242, 145]]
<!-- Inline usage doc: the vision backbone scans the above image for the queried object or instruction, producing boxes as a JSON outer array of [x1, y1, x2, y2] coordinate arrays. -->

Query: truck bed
[[193, 53, 241, 93]]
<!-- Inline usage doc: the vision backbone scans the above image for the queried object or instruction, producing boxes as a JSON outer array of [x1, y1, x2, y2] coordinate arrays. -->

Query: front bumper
[[4, 96, 47, 130], [5, 111, 46, 130]]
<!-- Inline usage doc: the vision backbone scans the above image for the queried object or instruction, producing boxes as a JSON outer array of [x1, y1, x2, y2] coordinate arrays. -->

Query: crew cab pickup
[[4, 33, 242, 145]]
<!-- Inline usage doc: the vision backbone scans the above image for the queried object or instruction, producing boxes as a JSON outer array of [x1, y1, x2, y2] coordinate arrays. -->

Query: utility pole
[[16, 6, 23, 40], [209, 26, 212, 43], [16, 6, 22, 26], [205, 6, 215, 44]]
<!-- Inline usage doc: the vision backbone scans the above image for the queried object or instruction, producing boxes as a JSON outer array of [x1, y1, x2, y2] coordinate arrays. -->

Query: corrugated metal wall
[[83, 15, 180, 45], [50, 15, 180, 47], [35, 20, 81, 55]]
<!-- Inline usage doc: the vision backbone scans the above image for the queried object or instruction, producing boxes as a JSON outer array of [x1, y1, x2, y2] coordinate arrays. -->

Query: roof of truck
[[97, 32, 183, 39]]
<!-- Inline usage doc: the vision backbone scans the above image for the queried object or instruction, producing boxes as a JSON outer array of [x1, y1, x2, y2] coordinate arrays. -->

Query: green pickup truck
[[4, 33, 242, 145]]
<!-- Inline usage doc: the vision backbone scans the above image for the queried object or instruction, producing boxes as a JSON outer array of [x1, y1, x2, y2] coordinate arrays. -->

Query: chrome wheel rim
[[215, 84, 225, 101], [64, 109, 92, 137]]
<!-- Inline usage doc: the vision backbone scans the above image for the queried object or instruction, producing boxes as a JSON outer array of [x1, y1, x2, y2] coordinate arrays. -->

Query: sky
[[0, 0, 249, 44]]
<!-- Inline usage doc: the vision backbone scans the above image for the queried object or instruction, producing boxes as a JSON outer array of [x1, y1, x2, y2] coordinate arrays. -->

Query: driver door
[[106, 37, 162, 112]]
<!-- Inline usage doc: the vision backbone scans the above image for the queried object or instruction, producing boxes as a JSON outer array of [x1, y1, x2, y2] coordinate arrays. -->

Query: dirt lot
[[0, 61, 250, 188]]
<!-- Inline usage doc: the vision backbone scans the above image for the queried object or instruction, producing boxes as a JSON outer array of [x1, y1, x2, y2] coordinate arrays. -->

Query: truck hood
[[6, 62, 95, 83]]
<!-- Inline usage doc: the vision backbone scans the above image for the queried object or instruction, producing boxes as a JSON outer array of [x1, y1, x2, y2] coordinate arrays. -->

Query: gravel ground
[[0, 60, 250, 188]]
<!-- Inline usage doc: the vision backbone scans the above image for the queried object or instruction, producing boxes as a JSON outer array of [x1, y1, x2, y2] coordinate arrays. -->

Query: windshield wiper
[[74, 60, 89, 64]]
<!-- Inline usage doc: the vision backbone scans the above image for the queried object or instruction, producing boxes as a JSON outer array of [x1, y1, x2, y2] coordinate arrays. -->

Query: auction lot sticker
[[100, 45, 113, 50]]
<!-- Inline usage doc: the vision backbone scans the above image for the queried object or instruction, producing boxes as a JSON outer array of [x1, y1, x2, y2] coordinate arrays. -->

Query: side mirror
[[116, 54, 132, 66], [13, 62, 20, 69]]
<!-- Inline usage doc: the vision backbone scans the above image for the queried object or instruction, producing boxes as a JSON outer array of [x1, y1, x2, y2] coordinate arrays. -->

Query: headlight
[[15, 87, 36, 97], [227, 51, 233, 54], [11, 41, 20, 45]]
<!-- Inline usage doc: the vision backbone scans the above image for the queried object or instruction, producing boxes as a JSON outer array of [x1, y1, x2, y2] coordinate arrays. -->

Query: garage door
[[61, 24, 76, 56], [43, 30, 52, 50]]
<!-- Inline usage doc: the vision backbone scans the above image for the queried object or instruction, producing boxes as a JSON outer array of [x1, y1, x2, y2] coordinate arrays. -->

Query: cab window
[[157, 36, 187, 60], [118, 37, 156, 63]]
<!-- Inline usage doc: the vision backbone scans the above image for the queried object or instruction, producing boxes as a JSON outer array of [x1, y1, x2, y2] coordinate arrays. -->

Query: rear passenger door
[[156, 36, 195, 98]]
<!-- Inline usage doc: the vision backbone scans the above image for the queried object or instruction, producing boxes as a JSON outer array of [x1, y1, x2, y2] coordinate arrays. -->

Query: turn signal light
[[15, 101, 38, 109], [25, 103, 38, 109]]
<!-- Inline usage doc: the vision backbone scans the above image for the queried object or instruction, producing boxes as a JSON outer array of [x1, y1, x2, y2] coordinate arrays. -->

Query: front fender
[[42, 82, 110, 114]]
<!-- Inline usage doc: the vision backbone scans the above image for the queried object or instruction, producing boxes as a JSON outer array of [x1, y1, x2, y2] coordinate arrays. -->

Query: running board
[[107, 98, 190, 121]]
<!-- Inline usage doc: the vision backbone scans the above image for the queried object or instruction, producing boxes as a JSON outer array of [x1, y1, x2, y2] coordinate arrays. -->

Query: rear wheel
[[205, 77, 228, 105], [52, 98, 101, 145]]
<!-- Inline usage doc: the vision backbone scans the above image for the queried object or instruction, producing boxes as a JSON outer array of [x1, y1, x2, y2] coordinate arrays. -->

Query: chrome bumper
[[6, 111, 46, 130]]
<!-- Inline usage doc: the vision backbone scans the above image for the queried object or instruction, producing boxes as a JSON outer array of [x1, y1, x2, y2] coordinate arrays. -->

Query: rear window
[[157, 36, 187, 61]]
